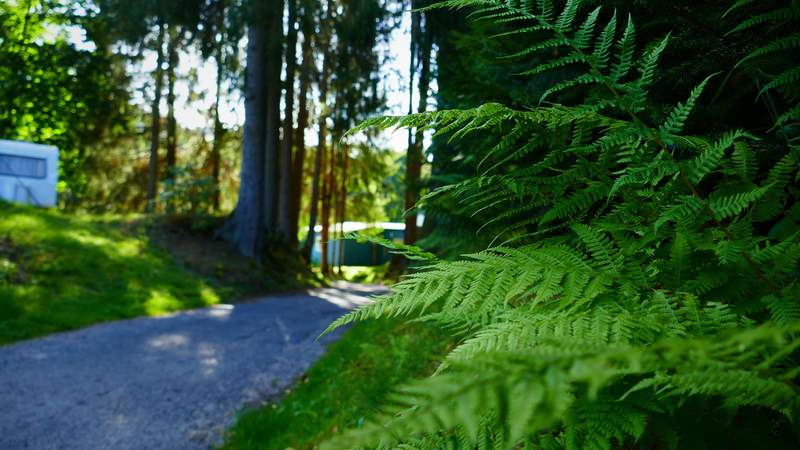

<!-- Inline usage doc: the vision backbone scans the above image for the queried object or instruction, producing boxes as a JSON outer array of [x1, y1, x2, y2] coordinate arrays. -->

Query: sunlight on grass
[[144, 290, 184, 315], [0, 201, 224, 345]]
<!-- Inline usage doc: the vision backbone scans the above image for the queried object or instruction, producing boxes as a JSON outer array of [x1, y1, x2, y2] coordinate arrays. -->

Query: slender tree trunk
[[147, 21, 166, 212], [405, 18, 432, 245], [165, 26, 179, 213], [211, 35, 225, 211], [332, 144, 342, 275], [290, 12, 313, 248], [229, 19, 268, 257], [262, 0, 285, 237], [302, 1, 333, 262], [210, 0, 227, 211], [277, 0, 298, 241], [337, 145, 349, 272], [388, 6, 419, 271], [406, 6, 419, 175], [320, 132, 336, 275]]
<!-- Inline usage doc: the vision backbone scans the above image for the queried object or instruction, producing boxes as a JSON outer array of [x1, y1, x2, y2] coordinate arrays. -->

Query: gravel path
[[0, 282, 384, 450]]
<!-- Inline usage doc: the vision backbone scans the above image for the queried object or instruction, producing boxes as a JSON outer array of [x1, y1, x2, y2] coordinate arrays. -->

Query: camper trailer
[[0, 139, 59, 207]]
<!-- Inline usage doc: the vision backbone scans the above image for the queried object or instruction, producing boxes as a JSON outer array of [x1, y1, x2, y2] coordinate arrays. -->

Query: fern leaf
[[610, 15, 635, 81], [709, 184, 771, 220], [592, 11, 617, 68], [659, 74, 716, 135], [574, 6, 602, 50]]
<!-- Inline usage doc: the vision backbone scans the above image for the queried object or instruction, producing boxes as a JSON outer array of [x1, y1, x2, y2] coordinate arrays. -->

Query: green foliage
[[157, 164, 218, 214], [0, 0, 132, 204], [326, 1, 800, 448]]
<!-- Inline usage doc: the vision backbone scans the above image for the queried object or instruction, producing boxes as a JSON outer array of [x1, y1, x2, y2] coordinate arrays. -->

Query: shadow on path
[[0, 281, 385, 450]]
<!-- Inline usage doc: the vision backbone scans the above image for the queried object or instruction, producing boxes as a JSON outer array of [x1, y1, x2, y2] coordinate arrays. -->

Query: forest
[[1, 0, 799, 449]]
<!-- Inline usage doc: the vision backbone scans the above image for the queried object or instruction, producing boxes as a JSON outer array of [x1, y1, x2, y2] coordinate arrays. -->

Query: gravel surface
[[0, 282, 384, 450]]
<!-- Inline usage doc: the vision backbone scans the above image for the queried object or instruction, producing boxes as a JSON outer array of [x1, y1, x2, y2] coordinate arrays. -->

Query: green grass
[[222, 319, 451, 450], [0, 201, 222, 344]]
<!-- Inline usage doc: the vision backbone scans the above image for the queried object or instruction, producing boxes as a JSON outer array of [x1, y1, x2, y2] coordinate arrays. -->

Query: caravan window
[[0, 153, 47, 179]]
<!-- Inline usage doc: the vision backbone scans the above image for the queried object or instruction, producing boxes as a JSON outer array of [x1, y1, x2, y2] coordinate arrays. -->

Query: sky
[[116, 8, 420, 153]]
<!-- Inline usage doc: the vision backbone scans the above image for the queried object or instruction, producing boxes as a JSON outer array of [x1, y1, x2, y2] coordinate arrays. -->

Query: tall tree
[[302, 0, 334, 262], [336, 143, 349, 272], [146, 20, 166, 212], [289, 0, 315, 247], [405, 13, 432, 245], [320, 129, 336, 275], [165, 25, 180, 187], [262, 0, 284, 236], [229, 6, 268, 257], [277, 0, 299, 240], [210, 24, 225, 211]]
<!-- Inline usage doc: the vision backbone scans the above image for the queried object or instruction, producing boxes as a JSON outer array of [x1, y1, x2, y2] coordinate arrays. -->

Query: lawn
[[222, 319, 451, 449], [0, 202, 223, 344]]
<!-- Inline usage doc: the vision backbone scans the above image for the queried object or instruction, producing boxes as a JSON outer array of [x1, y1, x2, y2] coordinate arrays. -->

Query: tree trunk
[[301, 1, 333, 262], [337, 145, 349, 272], [210, 0, 227, 212], [146, 21, 166, 213], [229, 19, 268, 257], [406, 18, 433, 246], [320, 132, 336, 276], [166, 26, 179, 185], [332, 143, 341, 275], [211, 33, 225, 211], [277, 0, 298, 241], [290, 8, 313, 248], [263, 0, 285, 237]]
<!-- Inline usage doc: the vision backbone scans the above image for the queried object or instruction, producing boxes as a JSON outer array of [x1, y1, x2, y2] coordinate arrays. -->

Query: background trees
[[1, 0, 403, 261], [0, 0, 131, 205]]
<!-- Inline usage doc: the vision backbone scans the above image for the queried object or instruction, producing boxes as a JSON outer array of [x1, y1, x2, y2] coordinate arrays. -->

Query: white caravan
[[0, 139, 59, 207]]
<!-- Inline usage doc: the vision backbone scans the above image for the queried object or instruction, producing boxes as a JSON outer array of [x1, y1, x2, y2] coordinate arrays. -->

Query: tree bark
[[320, 131, 336, 275], [210, 0, 227, 212], [262, 0, 285, 236], [146, 20, 166, 213], [332, 143, 341, 275], [289, 6, 313, 248], [277, 0, 298, 241], [166, 26, 179, 180], [405, 17, 433, 245], [229, 18, 268, 257], [301, 0, 333, 262], [211, 30, 225, 211], [337, 145, 349, 272]]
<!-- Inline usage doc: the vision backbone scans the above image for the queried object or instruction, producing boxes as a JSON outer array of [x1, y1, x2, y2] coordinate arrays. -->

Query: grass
[[0, 201, 227, 344], [222, 318, 451, 449]]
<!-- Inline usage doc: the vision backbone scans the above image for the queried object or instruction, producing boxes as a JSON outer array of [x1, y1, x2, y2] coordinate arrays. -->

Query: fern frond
[[709, 184, 771, 220], [738, 33, 800, 66], [659, 74, 715, 135]]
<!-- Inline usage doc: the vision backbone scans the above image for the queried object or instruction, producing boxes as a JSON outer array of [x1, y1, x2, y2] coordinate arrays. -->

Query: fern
[[321, 1, 800, 448], [727, 0, 800, 129]]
